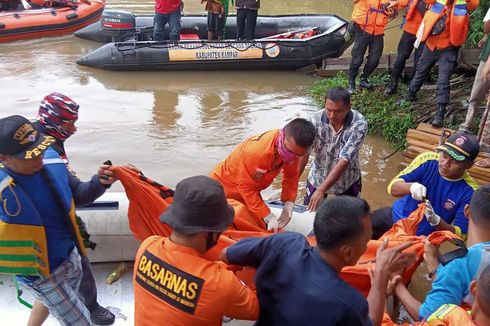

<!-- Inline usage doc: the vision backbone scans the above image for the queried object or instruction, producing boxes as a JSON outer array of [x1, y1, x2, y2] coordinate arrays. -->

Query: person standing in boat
[[0, 115, 116, 326], [26, 93, 115, 326], [133, 176, 259, 325], [210, 118, 316, 231], [236, 0, 259, 39], [369, 131, 479, 239], [402, 0, 479, 128], [299, 86, 368, 212], [384, 0, 429, 96], [348, 0, 398, 94], [202, 0, 225, 40], [153, 0, 183, 41]]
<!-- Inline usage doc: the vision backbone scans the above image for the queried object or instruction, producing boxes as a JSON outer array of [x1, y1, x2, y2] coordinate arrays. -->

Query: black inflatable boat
[[75, 10, 353, 71]]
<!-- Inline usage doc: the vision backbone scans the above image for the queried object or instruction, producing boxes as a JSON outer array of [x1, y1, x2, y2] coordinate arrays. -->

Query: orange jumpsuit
[[210, 129, 300, 222], [134, 236, 259, 326]]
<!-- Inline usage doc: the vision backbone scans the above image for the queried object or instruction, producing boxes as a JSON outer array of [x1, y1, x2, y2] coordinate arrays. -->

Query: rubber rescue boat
[[0, 0, 104, 43], [74, 10, 353, 71]]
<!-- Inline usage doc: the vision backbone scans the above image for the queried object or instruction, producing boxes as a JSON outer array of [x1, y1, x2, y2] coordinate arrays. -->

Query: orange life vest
[[382, 304, 474, 325], [417, 0, 470, 47], [352, 0, 391, 35]]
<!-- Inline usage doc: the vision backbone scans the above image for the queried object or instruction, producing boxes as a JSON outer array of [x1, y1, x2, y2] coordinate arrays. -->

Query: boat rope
[[115, 34, 336, 55], [381, 141, 405, 160]]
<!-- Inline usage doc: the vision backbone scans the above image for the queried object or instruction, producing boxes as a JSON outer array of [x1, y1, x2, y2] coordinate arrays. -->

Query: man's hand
[[423, 237, 439, 273], [478, 35, 488, 48], [97, 165, 117, 186], [263, 212, 279, 232], [278, 201, 294, 228], [308, 189, 325, 212], [424, 200, 441, 226], [375, 239, 416, 279], [409, 182, 426, 201]]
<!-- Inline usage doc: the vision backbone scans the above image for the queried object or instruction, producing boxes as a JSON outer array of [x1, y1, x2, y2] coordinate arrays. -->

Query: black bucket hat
[[160, 176, 234, 234]]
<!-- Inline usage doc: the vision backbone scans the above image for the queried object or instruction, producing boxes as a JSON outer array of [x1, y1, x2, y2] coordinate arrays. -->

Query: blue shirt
[[10, 170, 75, 272], [419, 241, 490, 319], [390, 152, 477, 236], [226, 232, 373, 326]]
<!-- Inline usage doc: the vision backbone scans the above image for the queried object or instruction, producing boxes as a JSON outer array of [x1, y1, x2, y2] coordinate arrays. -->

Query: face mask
[[205, 232, 219, 252], [276, 129, 297, 163]]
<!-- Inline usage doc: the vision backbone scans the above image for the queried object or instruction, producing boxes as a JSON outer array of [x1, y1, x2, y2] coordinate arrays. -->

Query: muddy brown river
[[0, 0, 405, 209]]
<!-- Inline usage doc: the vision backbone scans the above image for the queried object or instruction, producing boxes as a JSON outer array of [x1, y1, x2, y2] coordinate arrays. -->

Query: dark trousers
[[409, 46, 459, 105], [349, 23, 384, 81], [153, 9, 182, 41], [369, 206, 393, 239], [236, 8, 258, 39], [79, 255, 98, 310], [392, 31, 425, 82]]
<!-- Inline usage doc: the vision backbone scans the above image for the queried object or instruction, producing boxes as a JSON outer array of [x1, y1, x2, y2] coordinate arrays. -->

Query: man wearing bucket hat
[[133, 175, 259, 325], [26, 93, 116, 326], [0, 115, 115, 326], [370, 131, 479, 239]]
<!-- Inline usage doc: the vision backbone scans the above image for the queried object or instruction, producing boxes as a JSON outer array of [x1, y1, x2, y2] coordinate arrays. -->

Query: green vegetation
[[466, 0, 490, 48], [310, 71, 416, 147]]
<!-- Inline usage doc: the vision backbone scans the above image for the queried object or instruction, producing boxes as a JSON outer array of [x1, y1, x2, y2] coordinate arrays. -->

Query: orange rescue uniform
[[133, 236, 259, 326], [352, 0, 391, 35], [210, 129, 300, 222], [421, 0, 479, 51]]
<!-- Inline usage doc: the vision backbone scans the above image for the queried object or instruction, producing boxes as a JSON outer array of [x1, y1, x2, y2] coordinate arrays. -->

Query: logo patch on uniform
[[444, 199, 456, 211], [252, 168, 267, 180], [135, 250, 204, 315]]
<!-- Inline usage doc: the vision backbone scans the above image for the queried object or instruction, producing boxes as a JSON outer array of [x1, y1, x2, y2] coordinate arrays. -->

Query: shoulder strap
[[438, 238, 468, 266]]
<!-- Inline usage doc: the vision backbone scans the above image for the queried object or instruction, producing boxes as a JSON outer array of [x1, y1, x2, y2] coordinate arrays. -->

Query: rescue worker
[[210, 118, 316, 231], [26, 93, 115, 326], [403, 0, 479, 128], [348, 0, 398, 94], [370, 131, 479, 239], [0, 115, 115, 326], [392, 184, 490, 321], [133, 175, 259, 326], [384, 0, 429, 96]]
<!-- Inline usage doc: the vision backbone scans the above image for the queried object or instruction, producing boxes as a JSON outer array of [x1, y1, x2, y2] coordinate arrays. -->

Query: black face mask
[[205, 232, 220, 252]]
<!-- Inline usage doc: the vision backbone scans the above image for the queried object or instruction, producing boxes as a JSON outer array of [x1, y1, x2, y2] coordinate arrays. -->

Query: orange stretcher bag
[[112, 166, 462, 295]]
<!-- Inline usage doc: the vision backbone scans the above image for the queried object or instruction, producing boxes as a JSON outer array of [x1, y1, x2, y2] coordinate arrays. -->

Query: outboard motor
[[100, 9, 137, 42]]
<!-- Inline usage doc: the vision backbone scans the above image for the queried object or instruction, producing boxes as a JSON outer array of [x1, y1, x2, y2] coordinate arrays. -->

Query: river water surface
[[0, 0, 405, 208]]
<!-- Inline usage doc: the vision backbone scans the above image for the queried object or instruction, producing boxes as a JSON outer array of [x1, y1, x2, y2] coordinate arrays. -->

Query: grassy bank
[[309, 71, 475, 148]]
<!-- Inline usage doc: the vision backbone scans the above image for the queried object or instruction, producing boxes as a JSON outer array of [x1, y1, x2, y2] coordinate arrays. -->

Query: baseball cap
[[0, 115, 56, 160], [436, 131, 480, 162]]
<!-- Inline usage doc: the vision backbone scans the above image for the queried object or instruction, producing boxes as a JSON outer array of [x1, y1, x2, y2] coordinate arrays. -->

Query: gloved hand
[[263, 212, 279, 232], [278, 201, 294, 229], [425, 200, 441, 226], [410, 182, 427, 201]]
